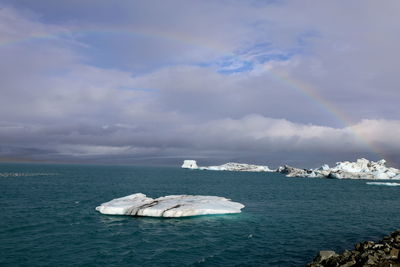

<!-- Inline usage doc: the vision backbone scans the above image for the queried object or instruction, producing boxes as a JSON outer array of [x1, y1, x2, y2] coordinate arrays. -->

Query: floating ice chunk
[[318, 164, 330, 171], [366, 182, 400, 186], [202, 162, 273, 172], [95, 193, 154, 215], [181, 160, 198, 169], [0, 172, 58, 177], [96, 193, 245, 217], [278, 158, 400, 180], [183, 160, 273, 172]]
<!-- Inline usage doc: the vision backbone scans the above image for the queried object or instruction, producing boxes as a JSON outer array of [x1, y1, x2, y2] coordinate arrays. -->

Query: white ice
[[279, 158, 400, 180], [182, 158, 400, 180], [96, 193, 245, 217], [181, 160, 198, 169], [366, 182, 400, 186], [182, 160, 273, 172]]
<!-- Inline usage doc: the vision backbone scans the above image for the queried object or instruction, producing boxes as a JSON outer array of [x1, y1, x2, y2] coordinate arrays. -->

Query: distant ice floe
[[366, 182, 400, 186], [0, 172, 58, 177], [182, 160, 273, 172], [96, 193, 245, 217], [182, 158, 400, 180]]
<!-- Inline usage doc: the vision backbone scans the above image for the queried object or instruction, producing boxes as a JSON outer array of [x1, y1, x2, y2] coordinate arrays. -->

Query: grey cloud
[[1, 116, 399, 167], [0, 2, 399, 167]]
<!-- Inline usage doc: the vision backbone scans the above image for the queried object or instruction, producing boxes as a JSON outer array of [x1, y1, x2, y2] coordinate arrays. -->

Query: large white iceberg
[[181, 160, 273, 172], [96, 193, 245, 217], [278, 158, 400, 180]]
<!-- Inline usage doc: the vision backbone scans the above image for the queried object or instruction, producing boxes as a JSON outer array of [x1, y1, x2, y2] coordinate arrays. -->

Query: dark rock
[[355, 243, 363, 251], [366, 254, 378, 265], [389, 248, 399, 259], [373, 244, 384, 250], [339, 259, 356, 267], [360, 252, 370, 259], [306, 230, 400, 267], [391, 230, 400, 237], [342, 250, 352, 260], [364, 241, 375, 250], [317, 250, 338, 262]]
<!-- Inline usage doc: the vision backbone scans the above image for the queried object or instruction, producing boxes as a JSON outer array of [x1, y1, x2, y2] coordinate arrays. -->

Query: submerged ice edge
[[96, 193, 245, 218], [182, 159, 400, 180]]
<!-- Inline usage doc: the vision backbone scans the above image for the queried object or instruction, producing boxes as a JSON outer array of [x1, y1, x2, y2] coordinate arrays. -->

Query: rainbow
[[0, 28, 390, 164], [267, 69, 388, 163]]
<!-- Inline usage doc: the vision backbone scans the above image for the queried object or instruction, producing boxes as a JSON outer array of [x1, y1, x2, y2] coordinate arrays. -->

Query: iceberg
[[181, 160, 198, 169], [277, 165, 318, 178], [181, 160, 273, 172], [96, 193, 245, 217], [182, 158, 400, 180], [278, 158, 400, 180]]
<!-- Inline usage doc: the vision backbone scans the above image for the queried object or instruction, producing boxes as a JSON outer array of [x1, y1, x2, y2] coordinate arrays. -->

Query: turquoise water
[[0, 163, 399, 266]]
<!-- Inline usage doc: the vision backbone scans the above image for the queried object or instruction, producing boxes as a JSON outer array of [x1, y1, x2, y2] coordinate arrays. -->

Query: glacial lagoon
[[1, 163, 399, 266]]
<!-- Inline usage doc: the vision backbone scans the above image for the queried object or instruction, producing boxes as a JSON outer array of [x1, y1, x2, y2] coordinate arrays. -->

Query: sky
[[0, 0, 399, 168]]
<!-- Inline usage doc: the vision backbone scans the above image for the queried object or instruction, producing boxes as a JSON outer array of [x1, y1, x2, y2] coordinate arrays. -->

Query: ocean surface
[[1, 163, 399, 266]]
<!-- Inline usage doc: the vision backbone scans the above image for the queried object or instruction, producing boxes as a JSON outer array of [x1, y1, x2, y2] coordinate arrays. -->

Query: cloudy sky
[[0, 0, 399, 168]]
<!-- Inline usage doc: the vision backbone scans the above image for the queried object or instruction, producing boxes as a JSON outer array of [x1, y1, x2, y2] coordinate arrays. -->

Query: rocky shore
[[307, 230, 400, 267]]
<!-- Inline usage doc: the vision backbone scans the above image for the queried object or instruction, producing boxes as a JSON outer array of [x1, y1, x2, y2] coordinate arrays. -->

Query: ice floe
[[0, 172, 58, 177], [278, 158, 400, 180], [366, 182, 400, 186], [96, 193, 245, 217], [182, 160, 272, 172]]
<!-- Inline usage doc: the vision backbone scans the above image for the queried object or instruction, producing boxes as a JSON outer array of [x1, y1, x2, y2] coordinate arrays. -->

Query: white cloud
[[0, 2, 400, 166]]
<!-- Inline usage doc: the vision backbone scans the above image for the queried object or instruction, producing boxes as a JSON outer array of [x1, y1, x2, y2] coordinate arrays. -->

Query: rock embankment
[[307, 230, 400, 267]]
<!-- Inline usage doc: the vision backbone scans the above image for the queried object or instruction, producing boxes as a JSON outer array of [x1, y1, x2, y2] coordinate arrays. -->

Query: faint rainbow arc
[[267, 70, 387, 161], [0, 29, 388, 162]]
